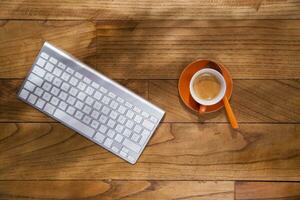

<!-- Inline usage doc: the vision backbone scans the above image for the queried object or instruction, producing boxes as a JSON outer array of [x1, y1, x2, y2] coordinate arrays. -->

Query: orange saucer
[[178, 59, 233, 113]]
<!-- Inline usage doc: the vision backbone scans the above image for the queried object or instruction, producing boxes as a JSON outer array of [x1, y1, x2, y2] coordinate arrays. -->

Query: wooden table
[[0, 1, 300, 199]]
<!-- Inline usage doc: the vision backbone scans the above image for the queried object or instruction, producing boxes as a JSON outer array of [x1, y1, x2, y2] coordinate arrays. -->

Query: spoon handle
[[223, 96, 239, 129]]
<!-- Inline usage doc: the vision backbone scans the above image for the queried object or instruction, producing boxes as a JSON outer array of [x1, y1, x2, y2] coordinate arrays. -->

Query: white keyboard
[[18, 42, 165, 164]]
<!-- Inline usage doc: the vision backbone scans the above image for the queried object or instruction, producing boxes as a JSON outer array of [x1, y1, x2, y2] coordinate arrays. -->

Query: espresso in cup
[[193, 73, 221, 100], [190, 68, 226, 106]]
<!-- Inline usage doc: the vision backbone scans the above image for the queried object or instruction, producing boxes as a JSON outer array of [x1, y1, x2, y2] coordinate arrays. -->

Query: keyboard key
[[49, 57, 58, 64], [100, 87, 107, 93], [108, 92, 116, 98], [50, 86, 60, 96], [99, 115, 108, 123], [78, 92, 86, 101], [109, 111, 118, 120], [93, 102, 102, 110], [133, 124, 142, 133], [54, 109, 95, 138], [142, 119, 155, 130], [69, 87, 78, 96], [91, 120, 99, 129], [93, 91, 102, 100], [117, 115, 126, 124], [83, 115, 92, 124], [45, 73, 54, 82], [85, 96, 94, 106], [42, 82, 52, 91], [141, 129, 150, 137], [28, 73, 43, 87], [75, 110, 84, 120], [40, 52, 49, 60], [58, 91, 68, 101], [112, 146, 119, 153], [61, 82, 70, 92], [99, 124, 108, 134], [117, 105, 127, 114], [42, 92, 51, 101], [45, 63, 54, 72], [107, 129, 116, 138], [120, 151, 127, 157], [115, 134, 123, 143], [92, 82, 99, 89], [122, 147, 129, 154], [107, 119, 116, 128], [110, 101, 118, 109], [24, 81, 36, 92], [104, 138, 113, 148], [50, 96, 60, 106], [126, 110, 134, 119], [32, 65, 46, 77], [66, 67, 74, 74], [35, 98, 46, 109], [134, 115, 143, 123], [117, 97, 124, 103], [58, 101, 68, 111], [101, 106, 110, 115], [115, 124, 124, 133], [19, 89, 29, 100], [101, 96, 110, 105], [58, 62, 66, 69], [123, 139, 141, 153], [78, 82, 86, 90], [83, 77, 91, 84], [53, 77, 62, 87], [91, 110, 100, 119], [36, 58, 46, 67], [125, 102, 133, 108], [94, 132, 105, 143], [28, 94, 38, 104], [123, 129, 132, 137], [66, 106, 76, 115], [69, 77, 78, 86], [133, 106, 141, 113], [66, 96, 76, 105], [34, 87, 44, 97], [74, 100, 84, 110], [44, 103, 56, 114], [150, 116, 158, 123], [83, 105, 92, 115], [61, 72, 70, 81], [131, 133, 140, 142], [125, 120, 134, 129], [85, 86, 94, 95], [75, 72, 83, 79], [53, 67, 62, 77]]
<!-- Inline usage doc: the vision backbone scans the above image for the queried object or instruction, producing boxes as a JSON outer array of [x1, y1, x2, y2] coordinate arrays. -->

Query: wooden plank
[[1, 79, 299, 123], [235, 182, 300, 200], [149, 79, 300, 123], [0, 123, 299, 180], [96, 20, 300, 79], [0, 1, 299, 20], [0, 20, 96, 78], [0, 181, 234, 200], [0, 79, 147, 122]]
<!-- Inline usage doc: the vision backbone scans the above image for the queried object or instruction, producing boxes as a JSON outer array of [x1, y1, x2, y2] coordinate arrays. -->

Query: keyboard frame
[[17, 41, 165, 164]]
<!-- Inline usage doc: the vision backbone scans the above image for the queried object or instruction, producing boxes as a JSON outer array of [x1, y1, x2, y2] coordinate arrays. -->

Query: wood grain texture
[[235, 182, 300, 200], [0, 0, 299, 20], [96, 20, 300, 79], [2, 79, 299, 123], [1, 123, 299, 180], [0, 79, 147, 122], [0, 20, 96, 78], [0, 181, 234, 200]]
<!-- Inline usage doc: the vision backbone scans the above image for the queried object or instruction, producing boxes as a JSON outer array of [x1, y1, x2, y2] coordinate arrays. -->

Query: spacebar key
[[54, 109, 95, 138]]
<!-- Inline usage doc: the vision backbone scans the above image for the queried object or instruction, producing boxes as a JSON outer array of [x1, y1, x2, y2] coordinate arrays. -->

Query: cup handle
[[199, 105, 206, 114]]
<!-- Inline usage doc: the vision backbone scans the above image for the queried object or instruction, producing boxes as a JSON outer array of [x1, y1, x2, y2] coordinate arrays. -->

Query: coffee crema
[[193, 73, 221, 100]]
